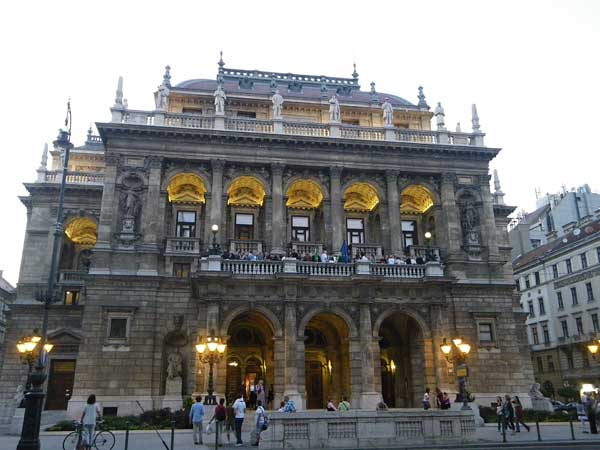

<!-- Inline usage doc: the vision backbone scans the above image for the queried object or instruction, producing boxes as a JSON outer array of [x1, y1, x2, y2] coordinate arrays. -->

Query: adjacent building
[[0, 58, 533, 424], [513, 212, 600, 393]]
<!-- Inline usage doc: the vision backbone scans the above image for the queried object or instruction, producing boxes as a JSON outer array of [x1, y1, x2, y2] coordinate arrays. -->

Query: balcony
[[229, 240, 263, 255], [198, 256, 444, 279], [350, 243, 383, 258], [289, 242, 323, 256], [41, 171, 104, 185], [58, 270, 87, 285], [111, 110, 485, 146], [165, 237, 202, 256], [408, 246, 441, 261]]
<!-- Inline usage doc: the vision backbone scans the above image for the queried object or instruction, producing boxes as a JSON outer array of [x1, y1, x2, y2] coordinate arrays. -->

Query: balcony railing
[[351, 243, 383, 258], [408, 245, 441, 261], [58, 270, 87, 284], [42, 171, 104, 185], [199, 256, 444, 279], [165, 237, 202, 256], [111, 109, 485, 146], [229, 240, 263, 255], [289, 242, 323, 256]]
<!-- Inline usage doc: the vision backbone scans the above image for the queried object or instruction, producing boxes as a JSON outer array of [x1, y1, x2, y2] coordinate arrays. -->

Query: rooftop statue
[[434, 102, 446, 130], [271, 89, 284, 120], [214, 84, 226, 115], [329, 95, 340, 123], [382, 98, 394, 127], [156, 83, 170, 111]]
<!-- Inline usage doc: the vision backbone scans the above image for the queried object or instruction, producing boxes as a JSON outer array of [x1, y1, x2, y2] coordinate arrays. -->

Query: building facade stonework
[[0, 62, 533, 423]]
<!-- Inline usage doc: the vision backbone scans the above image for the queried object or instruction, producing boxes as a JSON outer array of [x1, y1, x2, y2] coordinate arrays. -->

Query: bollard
[[569, 412, 576, 440], [215, 420, 219, 450], [124, 421, 130, 450], [535, 415, 541, 442], [170, 419, 176, 450], [501, 417, 507, 443]]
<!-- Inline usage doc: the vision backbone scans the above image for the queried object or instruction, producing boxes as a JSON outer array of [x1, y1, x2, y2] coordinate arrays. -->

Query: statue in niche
[[460, 200, 480, 245], [119, 189, 142, 234], [167, 350, 183, 380], [271, 89, 284, 119], [382, 98, 394, 127], [329, 95, 340, 122], [214, 84, 226, 114]]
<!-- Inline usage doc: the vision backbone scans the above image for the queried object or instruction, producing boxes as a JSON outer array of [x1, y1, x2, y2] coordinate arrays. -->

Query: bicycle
[[63, 420, 116, 450]]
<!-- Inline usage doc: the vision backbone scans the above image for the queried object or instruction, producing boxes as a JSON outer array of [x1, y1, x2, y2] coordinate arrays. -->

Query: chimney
[[562, 221, 577, 234]]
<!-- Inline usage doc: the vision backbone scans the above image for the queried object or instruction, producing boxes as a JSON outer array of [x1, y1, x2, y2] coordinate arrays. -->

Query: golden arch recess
[[343, 183, 380, 212], [227, 176, 266, 207], [400, 185, 434, 214], [167, 173, 206, 203], [64, 218, 97, 247], [286, 180, 324, 209]]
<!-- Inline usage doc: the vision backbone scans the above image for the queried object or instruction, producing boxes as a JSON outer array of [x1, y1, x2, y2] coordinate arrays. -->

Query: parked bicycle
[[62, 420, 115, 450]]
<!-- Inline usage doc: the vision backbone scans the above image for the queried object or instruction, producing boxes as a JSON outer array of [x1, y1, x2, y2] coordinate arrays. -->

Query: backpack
[[215, 404, 226, 421], [262, 415, 269, 430]]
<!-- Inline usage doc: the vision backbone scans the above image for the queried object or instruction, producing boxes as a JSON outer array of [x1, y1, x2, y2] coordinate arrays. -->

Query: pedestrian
[[338, 396, 351, 411], [283, 395, 297, 412], [225, 400, 235, 443], [254, 400, 267, 446], [440, 392, 451, 410], [583, 390, 598, 434], [495, 396, 504, 432], [80, 394, 101, 450], [502, 394, 516, 434], [277, 400, 286, 412], [267, 385, 274, 409], [423, 387, 431, 410], [513, 395, 530, 432], [435, 387, 443, 408], [326, 398, 337, 411], [189, 395, 205, 445], [256, 379, 266, 408], [211, 398, 227, 446], [233, 392, 246, 446], [249, 381, 257, 409]]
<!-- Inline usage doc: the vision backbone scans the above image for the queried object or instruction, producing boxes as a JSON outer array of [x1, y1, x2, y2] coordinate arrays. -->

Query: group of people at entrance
[[422, 387, 451, 410], [495, 395, 529, 434]]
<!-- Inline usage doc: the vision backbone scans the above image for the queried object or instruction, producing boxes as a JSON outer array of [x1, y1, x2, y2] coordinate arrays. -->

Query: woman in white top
[[80, 394, 101, 449]]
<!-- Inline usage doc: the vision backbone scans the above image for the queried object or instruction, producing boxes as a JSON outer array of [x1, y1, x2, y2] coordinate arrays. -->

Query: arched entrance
[[378, 312, 425, 407], [59, 217, 97, 271], [304, 313, 350, 409], [225, 312, 273, 404]]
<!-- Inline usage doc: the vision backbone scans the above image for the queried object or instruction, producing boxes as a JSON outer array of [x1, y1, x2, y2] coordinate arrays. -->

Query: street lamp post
[[210, 224, 220, 255], [195, 331, 226, 405], [17, 105, 72, 450], [440, 336, 472, 410], [16, 332, 53, 392]]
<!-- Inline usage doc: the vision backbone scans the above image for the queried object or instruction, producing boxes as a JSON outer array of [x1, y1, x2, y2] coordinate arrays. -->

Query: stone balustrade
[[199, 257, 444, 279], [258, 409, 475, 449], [42, 171, 104, 185], [58, 270, 87, 284], [351, 243, 383, 258], [229, 239, 263, 255], [408, 245, 441, 261], [165, 237, 202, 256], [289, 242, 323, 256], [111, 109, 485, 146]]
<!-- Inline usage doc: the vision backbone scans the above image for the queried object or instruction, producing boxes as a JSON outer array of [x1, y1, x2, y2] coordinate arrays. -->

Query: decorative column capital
[[271, 163, 285, 177], [441, 172, 457, 184], [385, 170, 399, 184], [330, 166, 343, 179], [211, 159, 225, 172], [478, 173, 492, 186], [146, 155, 163, 169], [105, 154, 121, 167]]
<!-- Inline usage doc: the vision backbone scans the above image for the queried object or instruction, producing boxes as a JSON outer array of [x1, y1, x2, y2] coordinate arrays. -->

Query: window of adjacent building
[[477, 322, 495, 343], [401, 221, 417, 248], [538, 298, 546, 315], [347, 218, 365, 245], [566, 259, 572, 274], [576, 317, 584, 335], [557, 291, 564, 310], [561, 320, 569, 338], [291, 216, 310, 242], [64, 290, 81, 306], [592, 313, 600, 332], [108, 318, 128, 340], [581, 253, 588, 269], [571, 287, 578, 306], [531, 327, 539, 345], [173, 263, 190, 278], [534, 271, 541, 285], [536, 357, 544, 373], [587, 282, 595, 302], [546, 355, 555, 371], [552, 264, 559, 279], [567, 353, 574, 369], [235, 213, 254, 240], [176, 211, 196, 238], [542, 324, 550, 344], [528, 300, 535, 317], [525, 276, 531, 289]]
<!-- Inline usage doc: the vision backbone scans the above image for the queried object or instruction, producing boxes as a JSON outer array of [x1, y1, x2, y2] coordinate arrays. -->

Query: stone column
[[385, 171, 402, 256], [138, 156, 163, 275], [283, 283, 302, 407], [440, 173, 461, 258], [359, 304, 381, 409], [90, 154, 119, 274], [479, 174, 500, 259], [205, 159, 225, 248], [329, 166, 344, 253], [270, 163, 286, 255]]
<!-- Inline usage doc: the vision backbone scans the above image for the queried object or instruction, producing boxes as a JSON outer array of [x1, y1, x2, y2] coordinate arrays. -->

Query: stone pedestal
[[9, 408, 24, 435], [207, 255, 222, 271], [384, 127, 396, 141], [215, 115, 225, 130], [359, 392, 381, 410], [531, 398, 553, 412], [450, 402, 484, 426], [163, 376, 183, 411]]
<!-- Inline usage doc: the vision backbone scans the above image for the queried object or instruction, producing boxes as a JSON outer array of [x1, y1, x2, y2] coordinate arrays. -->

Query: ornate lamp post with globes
[[440, 336, 472, 410], [16, 331, 53, 393], [209, 224, 220, 255], [196, 331, 226, 405]]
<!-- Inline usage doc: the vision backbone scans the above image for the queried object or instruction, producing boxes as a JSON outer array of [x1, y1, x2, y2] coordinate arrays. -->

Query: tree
[[557, 386, 578, 402]]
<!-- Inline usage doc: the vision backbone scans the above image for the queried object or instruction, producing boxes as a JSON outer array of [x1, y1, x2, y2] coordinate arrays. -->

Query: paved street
[[2, 423, 600, 449]]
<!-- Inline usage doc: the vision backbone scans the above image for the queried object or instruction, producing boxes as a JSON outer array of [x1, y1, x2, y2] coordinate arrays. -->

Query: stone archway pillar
[[359, 304, 381, 409], [283, 302, 303, 408]]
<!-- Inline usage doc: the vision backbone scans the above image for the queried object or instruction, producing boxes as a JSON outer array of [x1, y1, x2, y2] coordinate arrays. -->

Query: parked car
[[554, 402, 580, 413], [551, 400, 565, 411]]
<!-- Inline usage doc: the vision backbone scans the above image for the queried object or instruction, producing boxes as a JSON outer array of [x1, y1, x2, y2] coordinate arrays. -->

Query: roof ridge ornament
[[417, 86, 429, 110], [471, 104, 481, 133], [114, 76, 124, 109], [352, 62, 359, 83], [39, 143, 48, 170], [163, 65, 172, 88], [493, 169, 506, 205]]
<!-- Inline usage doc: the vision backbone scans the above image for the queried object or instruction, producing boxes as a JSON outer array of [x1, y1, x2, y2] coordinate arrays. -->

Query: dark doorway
[[306, 361, 324, 409], [46, 359, 76, 410]]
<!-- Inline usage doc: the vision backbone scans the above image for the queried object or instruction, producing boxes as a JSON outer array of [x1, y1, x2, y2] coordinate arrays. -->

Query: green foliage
[[557, 386, 579, 402], [46, 420, 76, 431]]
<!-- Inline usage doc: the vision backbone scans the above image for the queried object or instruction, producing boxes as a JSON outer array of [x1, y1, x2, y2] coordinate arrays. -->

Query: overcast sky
[[0, 0, 598, 285]]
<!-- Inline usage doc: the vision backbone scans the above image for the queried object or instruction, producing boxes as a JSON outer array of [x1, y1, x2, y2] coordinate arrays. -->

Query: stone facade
[[0, 63, 534, 424]]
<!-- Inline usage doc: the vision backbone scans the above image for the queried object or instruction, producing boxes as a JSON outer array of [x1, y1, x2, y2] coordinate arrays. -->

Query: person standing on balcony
[[320, 250, 328, 263]]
